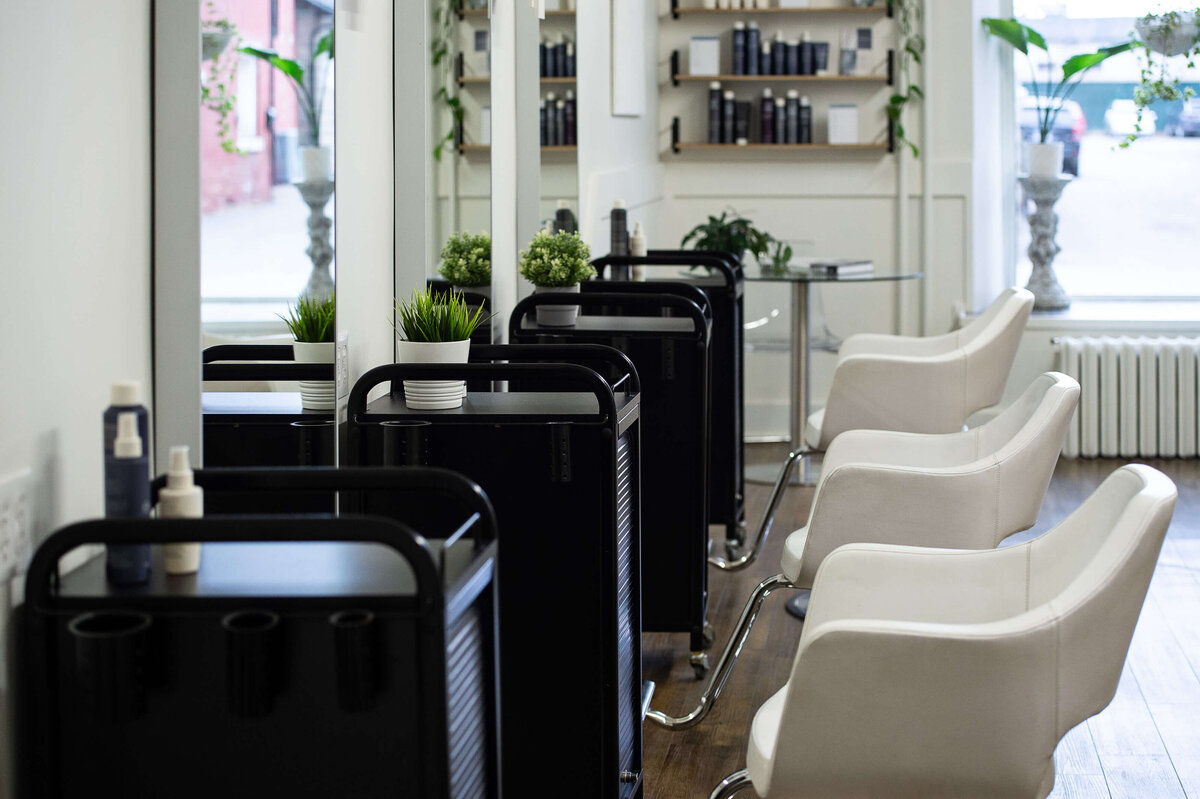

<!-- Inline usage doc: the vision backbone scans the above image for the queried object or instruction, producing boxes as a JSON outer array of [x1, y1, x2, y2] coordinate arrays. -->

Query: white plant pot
[[534, 284, 581, 327], [298, 145, 334, 182], [292, 341, 335, 411], [395, 338, 471, 409], [1026, 141, 1063, 178], [1136, 14, 1199, 57]]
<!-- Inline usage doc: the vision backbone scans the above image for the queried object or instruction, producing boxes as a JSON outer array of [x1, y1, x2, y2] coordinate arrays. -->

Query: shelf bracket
[[456, 52, 465, 88], [456, 0, 465, 21], [671, 50, 681, 87], [887, 117, 895, 154], [456, 118, 465, 156], [887, 48, 894, 87], [886, 0, 894, 18], [672, 117, 681, 154], [672, 0, 680, 20]]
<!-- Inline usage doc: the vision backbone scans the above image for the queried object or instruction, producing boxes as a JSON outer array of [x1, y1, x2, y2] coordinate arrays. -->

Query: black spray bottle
[[708, 81, 723, 143], [610, 200, 631, 280], [732, 21, 746, 75], [746, 21, 760, 75], [761, 88, 775, 144], [105, 411, 151, 585]]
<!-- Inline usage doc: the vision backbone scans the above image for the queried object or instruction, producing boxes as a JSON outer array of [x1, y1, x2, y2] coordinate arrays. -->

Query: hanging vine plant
[[886, 0, 924, 158], [432, 0, 465, 160], [1127, 9, 1200, 147], [200, 1, 241, 154]]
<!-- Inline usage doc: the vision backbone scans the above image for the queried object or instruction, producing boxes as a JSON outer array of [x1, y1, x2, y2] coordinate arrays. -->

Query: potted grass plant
[[519, 230, 595, 327], [393, 287, 487, 409], [438, 231, 492, 302], [280, 294, 335, 410]]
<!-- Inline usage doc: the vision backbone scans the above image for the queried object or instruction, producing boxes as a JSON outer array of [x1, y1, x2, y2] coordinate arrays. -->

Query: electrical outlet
[[0, 468, 32, 580]]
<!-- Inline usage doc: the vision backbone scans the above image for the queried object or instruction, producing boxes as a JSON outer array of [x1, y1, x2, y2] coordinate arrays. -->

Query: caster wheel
[[702, 622, 717, 649], [689, 652, 710, 680]]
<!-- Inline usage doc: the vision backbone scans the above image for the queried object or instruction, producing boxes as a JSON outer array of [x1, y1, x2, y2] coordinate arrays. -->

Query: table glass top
[[743, 258, 922, 284]]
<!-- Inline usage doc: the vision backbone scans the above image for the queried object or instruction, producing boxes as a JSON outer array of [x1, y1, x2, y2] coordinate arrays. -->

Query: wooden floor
[[641, 448, 1200, 799]]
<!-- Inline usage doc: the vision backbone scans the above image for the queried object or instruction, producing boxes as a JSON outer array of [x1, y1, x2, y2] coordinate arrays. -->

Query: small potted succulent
[[438, 231, 492, 302], [393, 287, 487, 409], [280, 294, 336, 410], [519, 230, 595, 327]]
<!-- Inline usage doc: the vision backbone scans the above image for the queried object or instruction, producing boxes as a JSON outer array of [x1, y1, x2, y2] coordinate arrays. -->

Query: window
[[1011, 1, 1200, 299]]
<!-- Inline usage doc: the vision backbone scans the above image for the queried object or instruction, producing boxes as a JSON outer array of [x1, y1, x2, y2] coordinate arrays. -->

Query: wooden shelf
[[459, 75, 577, 86], [674, 142, 888, 151], [459, 7, 575, 18], [670, 5, 889, 18], [673, 73, 886, 83]]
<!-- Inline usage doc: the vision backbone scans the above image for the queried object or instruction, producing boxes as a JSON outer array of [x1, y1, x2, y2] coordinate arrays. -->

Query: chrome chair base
[[710, 449, 808, 572], [646, 573, 797, 730], [709, 769, 753, 799]]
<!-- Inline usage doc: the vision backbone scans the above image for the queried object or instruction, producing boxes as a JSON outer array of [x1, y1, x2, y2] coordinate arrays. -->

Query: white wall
[[336, 0, 397, 400], [0, 2, 154, 795]]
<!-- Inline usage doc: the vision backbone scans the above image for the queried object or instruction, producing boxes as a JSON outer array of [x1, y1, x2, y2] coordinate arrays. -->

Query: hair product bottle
[[708, 81, 723, 143], [105, 412, 151, 585], [761, 88, 775, 144], [159, 445, 204, 575], [746, 21, 760, 75]]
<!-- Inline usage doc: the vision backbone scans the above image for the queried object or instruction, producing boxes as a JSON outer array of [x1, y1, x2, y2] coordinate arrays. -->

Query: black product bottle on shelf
[[708, 81, 722, 143], [722, 90, 736, 144], [774, 96, 786, 144], [732, 21, 747, 75], [800, 31, 815, 76], [785, 40, 800, 75], [555, 200, 578, 234], [555, 40, 567, 77], [760, 42, 772, 76], [565, 90, 576, 145], [554, 100, 566, 147], [772, 31, 786, 75], [540, 39, 549, 77], [610, 200, 630, 279], [746, 21, 760, 75], [566, 42, 576, 77], [799, 95, 813, 144], [761, 88, 775, 144], [785, 90, 800, 144]]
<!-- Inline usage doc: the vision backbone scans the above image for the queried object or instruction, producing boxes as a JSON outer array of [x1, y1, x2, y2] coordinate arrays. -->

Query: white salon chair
[[649, 372, 1079, 730], [808, 286, 1034, 450], [718, 288, 1034, 570], [709, 463, 1177, 799]]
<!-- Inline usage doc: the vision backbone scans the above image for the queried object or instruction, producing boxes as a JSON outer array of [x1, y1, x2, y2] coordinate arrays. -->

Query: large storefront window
[[1012, 1, 1200, 299]]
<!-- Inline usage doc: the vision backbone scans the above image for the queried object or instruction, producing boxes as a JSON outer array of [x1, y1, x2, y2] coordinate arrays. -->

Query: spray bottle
[[159, 446, 203, 575], [105, 412, 151, 585]]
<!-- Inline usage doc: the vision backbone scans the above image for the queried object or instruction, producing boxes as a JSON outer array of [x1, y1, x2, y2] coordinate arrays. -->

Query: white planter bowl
[[1026, 141, 1064, 178], [298, 145, 334, 182], [1136, 14, 1200, 57], [534, 284, 581, 327], [292, 341, 335, 410], [396, 338, 471, 409]]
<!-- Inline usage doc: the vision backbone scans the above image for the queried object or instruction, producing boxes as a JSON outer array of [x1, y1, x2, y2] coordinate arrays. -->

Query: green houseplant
[[280, 294, 335, 409], [680, 209, 773, 266], [241, 30, 335, 180], [200, 3, 240, 153], [519, 230, 595, 327], [393, 288, 487, 409], [1131, 9, 1200, 146], [886, 0, 925, 158], [438, 231, 492, 294], [982, 17, 1136, 175]]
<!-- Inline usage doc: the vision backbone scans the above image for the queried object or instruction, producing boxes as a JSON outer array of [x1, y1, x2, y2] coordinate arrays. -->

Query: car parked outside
[[1169, 99, 1200, 137], [1019, 99, 1085, 176], [1105, 99, 1156, 137]]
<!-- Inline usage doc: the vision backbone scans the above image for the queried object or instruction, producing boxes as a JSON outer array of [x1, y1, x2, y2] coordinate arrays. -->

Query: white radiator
[[1056, 336, 1200, 459]]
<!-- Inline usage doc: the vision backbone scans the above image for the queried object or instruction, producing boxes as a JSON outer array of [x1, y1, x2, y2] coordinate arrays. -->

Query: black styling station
[[201, 344, 336, 513], [592, 251, 747, 558], [347, 346, 649, 799], [509, 292, 716, 676], [18, 466, 500, 799]]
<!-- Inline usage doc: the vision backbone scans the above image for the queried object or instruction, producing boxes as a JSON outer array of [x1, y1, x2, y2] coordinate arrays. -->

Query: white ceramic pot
[[395, 338, 471, 409], [298, 145, 334, 182], [534, 284, 581, 327], [1026, 141, 1064, 178], [292, 341, 335, 411], [202, 31, 235, 62], [1136, 13, 1199, 57]]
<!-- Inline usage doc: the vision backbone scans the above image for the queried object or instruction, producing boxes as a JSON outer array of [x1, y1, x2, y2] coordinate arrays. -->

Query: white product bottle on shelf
[[631, 222, 647, 282], [159, 445, 204, 575]]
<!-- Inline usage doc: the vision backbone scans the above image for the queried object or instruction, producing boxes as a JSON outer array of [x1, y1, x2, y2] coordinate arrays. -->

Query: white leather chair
[[718, 288, 1034, 570], [709, 464, 1177, 799], [648, 372, 1079, 730], [808, 286, 1034, 450]]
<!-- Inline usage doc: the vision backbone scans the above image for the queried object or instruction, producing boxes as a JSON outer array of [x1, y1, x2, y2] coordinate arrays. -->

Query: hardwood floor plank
[[1056, 721, 1104, 776], [1089, 666, 1170, 758], [1127, 593, 1200, 705], [1149, 703, 1200, 781], [1100, 755, 1186, 799], [1047, 774, 1111, 799]]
